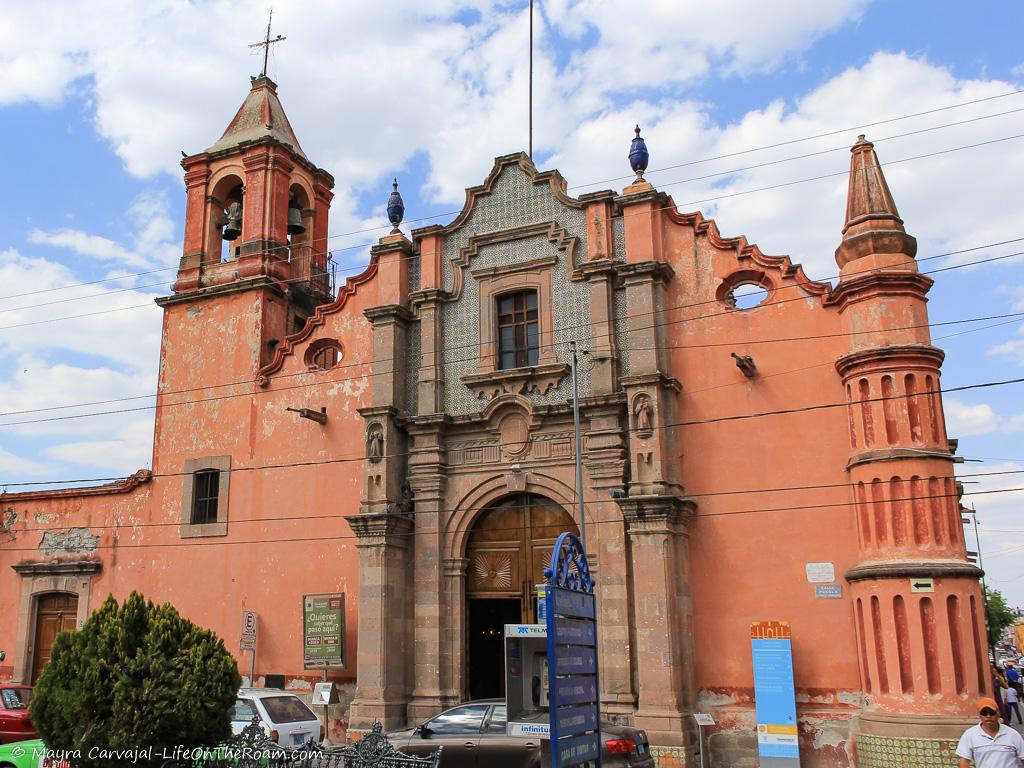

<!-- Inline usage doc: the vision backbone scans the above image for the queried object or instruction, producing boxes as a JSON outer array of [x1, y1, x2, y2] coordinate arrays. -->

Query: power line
[[1, 304, 1014, 420], [4, 468, 1024, 532], [1, 484, 1021, 546], [6, 106, 1021, 317], [6, 95, 1022, 307], [0, 241, 1019, 427], [2, 373, 1023, 489]]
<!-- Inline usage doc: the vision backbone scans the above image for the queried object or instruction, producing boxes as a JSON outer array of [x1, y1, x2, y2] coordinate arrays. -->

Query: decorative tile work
[[439, 165, 592, 416], [407, 252, 421, 293], [404, 320, 420, 415], [612, 214, 626, 262], [649, 745, 691, 768], [613, 286, 631, 378], [856, 734, 958, 767]]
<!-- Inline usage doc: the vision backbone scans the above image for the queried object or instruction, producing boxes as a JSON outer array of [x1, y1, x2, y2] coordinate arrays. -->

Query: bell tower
[[168, 75, 335, 355], [830, 136, 986, 766], [152, 78, 335, 484]]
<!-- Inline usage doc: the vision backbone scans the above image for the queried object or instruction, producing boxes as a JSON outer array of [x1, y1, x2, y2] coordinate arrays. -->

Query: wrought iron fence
[[161, 719, 441, 768]]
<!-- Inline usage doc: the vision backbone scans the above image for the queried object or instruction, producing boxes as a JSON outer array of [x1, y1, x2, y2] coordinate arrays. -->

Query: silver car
[[388, 700, 653, 768]]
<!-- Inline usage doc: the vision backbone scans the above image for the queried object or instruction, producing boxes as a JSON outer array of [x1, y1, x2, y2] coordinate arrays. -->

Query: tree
[[31, 592, 241, 767], [983, 585, 1016, 647]]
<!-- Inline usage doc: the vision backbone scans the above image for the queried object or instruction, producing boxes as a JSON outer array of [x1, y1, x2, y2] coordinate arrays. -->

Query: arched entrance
[[31, 593, 78, 683], [465, 494, 577, 700]]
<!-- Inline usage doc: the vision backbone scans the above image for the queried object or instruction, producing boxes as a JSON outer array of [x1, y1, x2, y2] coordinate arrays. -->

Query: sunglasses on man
[[980, 708, 999, 716]]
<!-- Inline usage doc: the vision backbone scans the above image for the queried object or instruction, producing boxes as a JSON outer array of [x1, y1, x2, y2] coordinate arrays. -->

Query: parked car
[[388, 700, 653, 768], [0, 686, 35, 745], [232, 688, 323, 748], [0, 738, 70, 768]]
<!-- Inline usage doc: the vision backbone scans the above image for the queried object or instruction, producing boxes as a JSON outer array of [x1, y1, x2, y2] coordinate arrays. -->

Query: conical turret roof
[[835, 135, 916, 267], [207, 76, 307, 160], [841, 135, 903, 235]]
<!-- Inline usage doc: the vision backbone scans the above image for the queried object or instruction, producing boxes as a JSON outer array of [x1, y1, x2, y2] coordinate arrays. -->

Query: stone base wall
[[855, 734, 959, 767], [706, 731, 758, 768]]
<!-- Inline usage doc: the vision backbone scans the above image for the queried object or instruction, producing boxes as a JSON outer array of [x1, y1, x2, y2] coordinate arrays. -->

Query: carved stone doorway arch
[[464, 493, 577, 699]]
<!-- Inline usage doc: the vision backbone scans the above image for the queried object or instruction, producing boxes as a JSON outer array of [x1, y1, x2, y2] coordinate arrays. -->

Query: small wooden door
[[31, 593, 78, 683]]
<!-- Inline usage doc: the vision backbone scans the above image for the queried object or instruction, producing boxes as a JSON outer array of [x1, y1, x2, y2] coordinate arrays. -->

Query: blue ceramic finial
[[386, 178, 405, 234], [628, 124, 649, 182]]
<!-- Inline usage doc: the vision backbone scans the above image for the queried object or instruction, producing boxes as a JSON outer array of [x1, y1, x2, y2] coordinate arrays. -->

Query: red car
[[0, 685, 35, 744]]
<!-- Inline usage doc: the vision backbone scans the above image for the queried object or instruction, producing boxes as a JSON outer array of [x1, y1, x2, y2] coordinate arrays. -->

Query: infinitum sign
[[303, 593, 345, 668]]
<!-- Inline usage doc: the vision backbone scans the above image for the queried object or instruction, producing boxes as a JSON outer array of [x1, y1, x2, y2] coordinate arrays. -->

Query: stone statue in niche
[[367, 425, 384, 463], [398, 481, 415, 516], [633, 394, 654, 435]]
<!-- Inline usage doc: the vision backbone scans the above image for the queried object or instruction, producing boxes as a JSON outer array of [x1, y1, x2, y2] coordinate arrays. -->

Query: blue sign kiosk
[[544, 532, 601, 768]]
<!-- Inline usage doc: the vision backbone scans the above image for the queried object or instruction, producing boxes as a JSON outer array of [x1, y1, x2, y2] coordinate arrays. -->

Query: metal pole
[[972, 508, 998, 664], [321, 669, 330, 745], [528, 0, 533, 158], [570, 341, 586, 549], [249, 648, 255, 687]]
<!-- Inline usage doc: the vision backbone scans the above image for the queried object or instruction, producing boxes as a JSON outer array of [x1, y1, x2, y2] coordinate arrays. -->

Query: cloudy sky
[[1, 1, 1023, 603]]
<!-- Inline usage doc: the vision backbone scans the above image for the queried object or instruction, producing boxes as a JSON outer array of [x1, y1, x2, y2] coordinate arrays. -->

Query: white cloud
[[0, 447, 52, 479], [997, 284, 1024, 312], [989, 324, 1024, 367], [945, 398, 1003, 436]]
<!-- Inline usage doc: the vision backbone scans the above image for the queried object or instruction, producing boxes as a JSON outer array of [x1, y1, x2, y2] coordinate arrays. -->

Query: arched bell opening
[[464, 493, 578, 700], [286, 183, 312, 279], [207, 174, 244, 263]]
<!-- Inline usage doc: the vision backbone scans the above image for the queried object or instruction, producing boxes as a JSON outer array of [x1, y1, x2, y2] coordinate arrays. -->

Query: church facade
[[0, 77, 988, 768]]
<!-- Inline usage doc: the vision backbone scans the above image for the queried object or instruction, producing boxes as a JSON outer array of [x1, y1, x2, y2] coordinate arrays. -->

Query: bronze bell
[[222, 201, 242, 241], [287, 203, 306, 235]]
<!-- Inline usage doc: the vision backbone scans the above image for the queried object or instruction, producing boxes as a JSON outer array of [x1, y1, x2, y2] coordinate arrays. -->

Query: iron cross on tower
[[249, 9, 286, 77]]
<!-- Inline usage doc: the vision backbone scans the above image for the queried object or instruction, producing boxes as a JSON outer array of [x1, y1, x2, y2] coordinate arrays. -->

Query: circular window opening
[[727, 282, 769, 310], [305, 340, 343, 371]]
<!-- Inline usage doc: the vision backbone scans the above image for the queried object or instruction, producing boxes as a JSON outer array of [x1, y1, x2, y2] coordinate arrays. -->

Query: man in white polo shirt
[[958, 697, 1024, 767]]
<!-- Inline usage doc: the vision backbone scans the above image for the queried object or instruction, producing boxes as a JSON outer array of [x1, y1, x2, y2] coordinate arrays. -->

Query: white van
[[232, 688, 323, 747]]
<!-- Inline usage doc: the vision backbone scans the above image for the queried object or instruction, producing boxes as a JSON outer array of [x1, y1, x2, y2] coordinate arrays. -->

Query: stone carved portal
[[465, 493, 577, 699]]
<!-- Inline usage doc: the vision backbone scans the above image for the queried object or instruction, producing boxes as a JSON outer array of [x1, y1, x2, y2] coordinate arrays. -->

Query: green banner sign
[[303, 593, 345, 668]]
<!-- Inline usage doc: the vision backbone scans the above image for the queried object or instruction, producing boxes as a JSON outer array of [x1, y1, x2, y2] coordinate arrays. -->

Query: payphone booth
[[505, 623, 550, 737]]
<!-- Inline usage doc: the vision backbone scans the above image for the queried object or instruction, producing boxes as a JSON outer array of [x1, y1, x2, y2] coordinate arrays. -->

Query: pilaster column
[[407, 417, 456, 722], [345, 512, 414, 731], [443, 557, 470, 702], [618, 495, 697, 754], [411, 289, 447, 415]]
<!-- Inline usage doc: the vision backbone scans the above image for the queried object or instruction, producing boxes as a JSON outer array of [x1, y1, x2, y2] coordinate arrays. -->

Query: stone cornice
[[461, 363, 570, 401], [619, 372, 682, 393], [1, 470, 151, 502], [845, 560, 982, 582], [363, 304, 415, 325], [155, 275, 287, 307], [12, 559, 102, 576], [835, 343, 945, 378], [575, 259, 619, 282], [846, 447, 957, 470], [345, 512, 414, 547], [825, 271, 933, 311], [617, 494, 696, 528], [616, 260, 675, 285], [409, 288, 450, 308], [357, 405, 400, 420]]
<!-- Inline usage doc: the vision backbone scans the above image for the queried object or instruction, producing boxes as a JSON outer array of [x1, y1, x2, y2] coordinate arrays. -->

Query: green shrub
[[30, 592, 241, 767]]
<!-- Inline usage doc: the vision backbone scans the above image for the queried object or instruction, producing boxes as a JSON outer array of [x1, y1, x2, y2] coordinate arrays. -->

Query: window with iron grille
[[497, 290, 539, 370], [191, 469, 220, 525]]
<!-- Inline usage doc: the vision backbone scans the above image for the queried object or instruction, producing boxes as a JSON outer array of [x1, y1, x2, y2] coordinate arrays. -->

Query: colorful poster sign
[[303, 593, 345, 668], [750, 621, 801, 767]]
